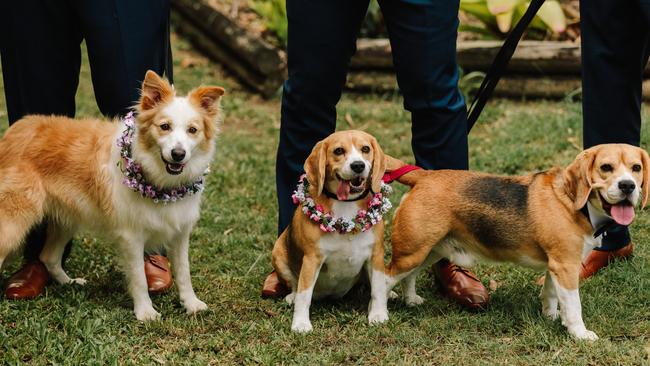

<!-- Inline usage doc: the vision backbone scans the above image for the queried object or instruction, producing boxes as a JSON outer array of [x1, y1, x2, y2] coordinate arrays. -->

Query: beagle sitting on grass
[[368, 144, 648, 340], [271, 130, 392, 333]]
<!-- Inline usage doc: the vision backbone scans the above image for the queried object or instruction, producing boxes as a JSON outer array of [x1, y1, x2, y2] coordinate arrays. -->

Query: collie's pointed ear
[[140, 70, 174, 110], [188, 86, 225, 117], [564, 148, 597, 210], [370, 137, 385, 193], [304, 141, 327, 196], [640, 148, 650, 208]]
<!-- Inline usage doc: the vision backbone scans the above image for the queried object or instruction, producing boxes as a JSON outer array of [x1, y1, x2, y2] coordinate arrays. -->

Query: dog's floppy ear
[[140, 70, 174, 110], [640, 148, 650, 208], [564, 148, 597, 210], [370, 137, 386, 193], [304, 141, 327, 196], [188, 86, 225, 117]]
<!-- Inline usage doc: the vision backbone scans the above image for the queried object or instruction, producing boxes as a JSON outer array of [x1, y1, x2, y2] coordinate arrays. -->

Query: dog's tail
[[384, 155, 428, 187]]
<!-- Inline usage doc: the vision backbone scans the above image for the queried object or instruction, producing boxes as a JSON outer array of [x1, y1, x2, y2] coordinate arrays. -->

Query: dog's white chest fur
[[313, 200, 375, 299]]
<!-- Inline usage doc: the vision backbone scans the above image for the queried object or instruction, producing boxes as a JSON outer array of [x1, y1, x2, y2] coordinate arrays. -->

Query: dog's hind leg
[[271, 231, 298, 304], [168, 225, 207, 315], [369, 213, 447, 324], [0, 176, 46, 271], [402, 269, 425, 307], [39, 224, 83, 285]]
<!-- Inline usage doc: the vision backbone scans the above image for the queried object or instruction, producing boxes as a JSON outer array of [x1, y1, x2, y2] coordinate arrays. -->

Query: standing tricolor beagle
[[369, 144, 648, 340], [272, 130, 391, 333]]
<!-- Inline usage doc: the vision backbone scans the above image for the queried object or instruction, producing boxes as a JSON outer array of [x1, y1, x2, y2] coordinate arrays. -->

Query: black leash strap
[[466, 0, 547, 133]]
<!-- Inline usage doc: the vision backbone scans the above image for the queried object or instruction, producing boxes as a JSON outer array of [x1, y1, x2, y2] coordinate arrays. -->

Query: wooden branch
[[352, 39, 584, 75], [171, 0, 286, 98], [172, 11, 282, 98], [346, 72, 584, 99]]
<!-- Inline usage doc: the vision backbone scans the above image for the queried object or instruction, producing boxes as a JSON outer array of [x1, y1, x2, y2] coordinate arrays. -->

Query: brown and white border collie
[[0, 70, 224, 321]]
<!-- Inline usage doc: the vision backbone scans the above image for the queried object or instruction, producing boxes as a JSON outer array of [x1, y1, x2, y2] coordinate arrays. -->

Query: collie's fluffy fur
[[0, 70, 224, 321]]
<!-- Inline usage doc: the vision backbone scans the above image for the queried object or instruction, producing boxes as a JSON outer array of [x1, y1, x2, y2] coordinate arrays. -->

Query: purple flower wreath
[[292, 174, 393, 234], [115, 111, 209, 204]]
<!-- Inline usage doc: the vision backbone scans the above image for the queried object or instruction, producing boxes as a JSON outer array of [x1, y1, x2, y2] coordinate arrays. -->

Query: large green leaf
[[460, 0, 498, 28], [536, 0, 566, 33], [486, 0, 522, 15], [495, 11, 514, 32]]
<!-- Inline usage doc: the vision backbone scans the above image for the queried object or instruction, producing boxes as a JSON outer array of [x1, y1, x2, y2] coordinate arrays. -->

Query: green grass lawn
[[0, 35, 649, 365]]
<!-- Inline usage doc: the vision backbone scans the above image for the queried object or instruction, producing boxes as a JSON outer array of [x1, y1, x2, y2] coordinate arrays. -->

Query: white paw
[[135, 306, 161, 321], [405, 294, 425, 307], [388, 291, 399, 300], [183, 297, 208, 315], [542, 307, 559, 320], [569, 327, 599, 341], [285, 292, 296, 305], [368, 310, 389, 324], [291, 319, 313, 333], [70, 278, 87, 285]]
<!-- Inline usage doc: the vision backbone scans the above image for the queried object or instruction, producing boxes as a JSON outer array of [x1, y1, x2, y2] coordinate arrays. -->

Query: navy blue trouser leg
[[276, 0, 467, 233], [276, 0, 370, 233], [0, 0, 170, 261], [581, 0, 650, 250], [379, 0, 468, 170]]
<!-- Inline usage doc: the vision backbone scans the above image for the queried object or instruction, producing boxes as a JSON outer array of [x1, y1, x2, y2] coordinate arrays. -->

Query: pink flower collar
[[291, 174, 393, 234], [115, 112, 208, 204]]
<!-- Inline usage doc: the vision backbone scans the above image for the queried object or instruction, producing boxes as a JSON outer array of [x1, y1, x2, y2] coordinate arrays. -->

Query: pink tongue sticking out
[[610, 204, 635, 226], [337, 180, 350, 200]]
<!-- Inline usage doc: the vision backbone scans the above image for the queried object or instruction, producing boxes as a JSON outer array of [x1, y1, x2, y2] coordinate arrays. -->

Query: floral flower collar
[[291, 174, 393, 234], [115, 111, 208, 204]]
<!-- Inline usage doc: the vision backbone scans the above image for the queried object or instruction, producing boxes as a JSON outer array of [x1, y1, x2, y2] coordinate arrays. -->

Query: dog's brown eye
[[160, 123, 171, 131], [600, 164, 613, 172], [188, 127, 197, 134], [632, 164, 642, 172], [334, 147, 345, 156], [361, 146, 370, 154]]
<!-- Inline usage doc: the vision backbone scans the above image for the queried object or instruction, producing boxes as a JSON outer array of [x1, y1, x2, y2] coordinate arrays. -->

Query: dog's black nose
[[171, 148, 186, 162], [350, 161, 365, 174], [619, 180, 636, 194]]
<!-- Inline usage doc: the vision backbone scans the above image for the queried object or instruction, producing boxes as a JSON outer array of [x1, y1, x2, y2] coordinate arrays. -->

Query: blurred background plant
[[458, 69, 486, 102], [249, 0, 287, 46], [459, 0, 580, 41], [245, 0, 580, 47]]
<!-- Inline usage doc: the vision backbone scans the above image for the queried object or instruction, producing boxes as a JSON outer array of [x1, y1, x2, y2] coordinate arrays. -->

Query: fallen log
[[351, 39, 583, 75], [171, 0, 285, 97], [346, 71, 650, 101], [170, 2, 647, 100]]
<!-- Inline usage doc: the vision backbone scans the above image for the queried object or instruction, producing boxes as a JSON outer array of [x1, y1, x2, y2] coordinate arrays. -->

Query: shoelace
[[447, 264, 481, 283], [146, 256, 169, 272]]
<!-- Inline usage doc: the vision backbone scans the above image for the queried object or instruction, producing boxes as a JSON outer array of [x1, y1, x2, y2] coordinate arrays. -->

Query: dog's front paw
[[368, 310, 389, 324], [135, 306, 161, 322], [568, 327, 599, 341], [405, 294, 425, 307], [70, 278, 87, 286], [183, 297, 208, 315], [388, 291, 399, 300], [291, 319, 313, 333], [542, 306, 559, 321], [284, 292, 296, 305]]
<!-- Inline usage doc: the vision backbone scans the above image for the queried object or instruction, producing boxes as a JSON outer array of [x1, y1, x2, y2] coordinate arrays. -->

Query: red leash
[[382, 165, 422, 184]]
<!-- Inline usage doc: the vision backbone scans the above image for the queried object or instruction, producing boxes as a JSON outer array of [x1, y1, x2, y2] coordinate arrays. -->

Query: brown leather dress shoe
[[5, 261, 50, 300], [145, 255, 173, 294], [580, 243, 633, 279], [261, 271, 290, 299], [434, 260, 489, 311]]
